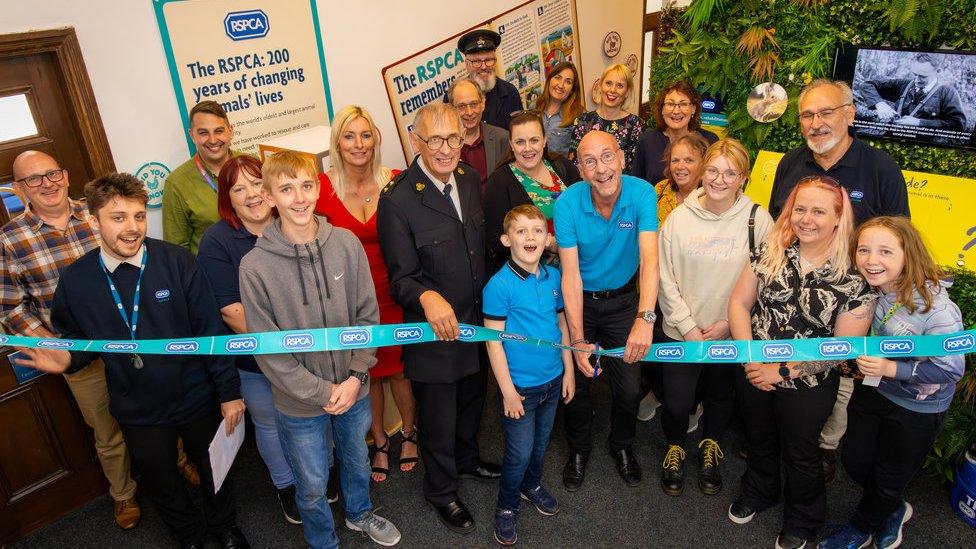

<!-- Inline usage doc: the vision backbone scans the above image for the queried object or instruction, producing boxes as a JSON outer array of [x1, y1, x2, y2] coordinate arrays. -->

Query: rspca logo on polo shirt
[[762, 343, 794, 360], [707, 344, 739, 361], [225, 336, 258, 353], [655, 345, 684, 361], [155, 289, 171, 301], [282, 333, 314, 350], [224, 10, 269, 41], [458, 326, 476, 341], [819, 340, 853, 358], [499, 332, 527, 342], [102, 342, 139, 352], [165, 341, 199, 353], [38, 339, 74, 349], [393, 326, 424, 343], [943, 334, 974, 353], [880, 339, 915, 354], [849, 190, 864, 202], [339, 329, 371, 347], [618, 221, 635, 230]]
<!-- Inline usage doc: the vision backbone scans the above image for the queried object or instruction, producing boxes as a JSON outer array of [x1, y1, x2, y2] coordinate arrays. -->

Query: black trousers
[[121, 413, 236, 543], [842, 383, 946, 531], [736, 368, 838, 540], [564, 290, 642, 453], [660, 330, 736, 445], [412, 368, 486, 505]]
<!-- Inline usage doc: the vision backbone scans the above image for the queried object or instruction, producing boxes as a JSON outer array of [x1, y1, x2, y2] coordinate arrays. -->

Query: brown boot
[[114, 497, 141, 529], [178, 457, 201, 486]]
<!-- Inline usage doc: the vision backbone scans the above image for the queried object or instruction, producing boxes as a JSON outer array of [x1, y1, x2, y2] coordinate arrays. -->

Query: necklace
[[799, 253, 825, 271]]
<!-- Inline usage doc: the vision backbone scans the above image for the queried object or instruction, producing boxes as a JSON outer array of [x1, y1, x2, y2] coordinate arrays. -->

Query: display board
[[748, 150, 976, 268], [153, 0, 334, 155], [381, 0, 581, 162]]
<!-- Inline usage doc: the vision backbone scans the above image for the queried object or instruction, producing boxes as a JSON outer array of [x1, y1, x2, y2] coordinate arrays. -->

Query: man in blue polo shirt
[[554, 131, 660, 491]]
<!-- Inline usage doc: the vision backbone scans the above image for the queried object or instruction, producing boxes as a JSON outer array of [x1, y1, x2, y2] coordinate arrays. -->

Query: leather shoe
[[612, 448, 642, 487], [216, 526, 250, 549], [113, 497, 141, 529], [430, 498, 475, 534], [459, 461, 501, 482], [562, 451, 588, 492]]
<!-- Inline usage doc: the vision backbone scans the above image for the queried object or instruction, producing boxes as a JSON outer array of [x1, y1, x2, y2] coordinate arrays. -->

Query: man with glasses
[[377, 102, 500, 535], [448, 77, 510, 192], [554, 131, 660, 491], [768, 79, 908, 486], [1, 151, 141, 530], [455, 29, 523, 131]]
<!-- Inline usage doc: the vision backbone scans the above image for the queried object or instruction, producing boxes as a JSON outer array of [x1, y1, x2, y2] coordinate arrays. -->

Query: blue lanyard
[[194, 155, 218, 193], [98, 248, 148, 341]]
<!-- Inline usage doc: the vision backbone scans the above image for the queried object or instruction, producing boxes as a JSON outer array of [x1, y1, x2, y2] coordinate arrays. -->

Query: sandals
[[400, 427, 419, 473], [371, 438, 391, 482]]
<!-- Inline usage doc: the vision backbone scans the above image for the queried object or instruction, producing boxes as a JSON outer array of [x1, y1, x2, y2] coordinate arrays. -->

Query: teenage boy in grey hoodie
[[239, 151, 401, 549]]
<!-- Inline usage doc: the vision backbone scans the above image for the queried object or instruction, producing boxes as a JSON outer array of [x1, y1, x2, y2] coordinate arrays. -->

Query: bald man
[[1, 151, 140, 529], [554, 131, 660, 491]]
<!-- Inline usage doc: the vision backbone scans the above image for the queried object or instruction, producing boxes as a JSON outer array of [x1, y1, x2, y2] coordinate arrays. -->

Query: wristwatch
[[778, 362, 790, 381], [349, 370, 368, 386], [636, 310, 657, 324]]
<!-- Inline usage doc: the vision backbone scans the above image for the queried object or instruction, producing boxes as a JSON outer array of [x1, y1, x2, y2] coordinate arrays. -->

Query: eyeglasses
[[16, 168, 66, 188], [798, 175, 842, 188], [663, 101, 694, 111], [454, 100, 483, 113], [415, 133, 463, 150], [703, 167, 742, 182], [467, 57, 496, 68], [798, 103, 851, 122], [580, 151, 619, 171]]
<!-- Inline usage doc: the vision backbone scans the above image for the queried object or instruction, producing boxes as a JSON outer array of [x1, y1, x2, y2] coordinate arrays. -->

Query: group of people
[[0, 27, 967, 549]]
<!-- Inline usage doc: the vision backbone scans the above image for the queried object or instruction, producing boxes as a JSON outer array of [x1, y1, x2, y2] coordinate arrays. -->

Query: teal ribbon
[[2, 324, 974, 362]]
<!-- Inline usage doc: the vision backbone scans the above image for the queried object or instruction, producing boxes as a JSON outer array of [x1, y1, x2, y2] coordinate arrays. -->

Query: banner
[[381, 0, 581, 162], [747, 150, 976, 268], [153, 0, 333, 155]]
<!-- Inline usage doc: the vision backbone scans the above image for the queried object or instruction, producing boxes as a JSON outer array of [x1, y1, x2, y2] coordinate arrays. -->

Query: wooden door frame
[[0, 27, 115, 177]]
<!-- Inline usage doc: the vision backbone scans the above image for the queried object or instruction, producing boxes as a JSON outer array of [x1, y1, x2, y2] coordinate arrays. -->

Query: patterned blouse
[[654, 179, 681, 226], [750, 242, 875, 389], [568, 111, 645, 174]]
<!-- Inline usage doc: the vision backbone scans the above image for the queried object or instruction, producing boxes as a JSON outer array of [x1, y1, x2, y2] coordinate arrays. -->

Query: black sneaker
[[728, 499, 757, 524], [697, 438, 725, 495], [775, 531, 809, 549], [277, 485, 302, 524], [327, 464, 340, 503], [660, 444, 686, 496]]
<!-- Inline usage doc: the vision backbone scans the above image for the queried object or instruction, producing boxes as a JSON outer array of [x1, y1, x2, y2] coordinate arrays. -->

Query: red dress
[[316, 171, 404, 377]]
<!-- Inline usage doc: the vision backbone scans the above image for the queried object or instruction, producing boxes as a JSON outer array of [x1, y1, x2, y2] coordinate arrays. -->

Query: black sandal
[[371, 437, 390, 481], [399, 427, 419, 472]]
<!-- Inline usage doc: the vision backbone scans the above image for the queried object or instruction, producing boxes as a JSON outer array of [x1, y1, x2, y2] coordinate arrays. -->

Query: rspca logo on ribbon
[[38, 339, 74, 349], [393, 326, 424, 343], [225, 337, 258, 353], [499, 332, 527, 342], [282, 333, 314, 350], [618, 221, 635, 230], [339, 329, 371, 347], [819, 340, 852, 358], [707, 344, 739, 361], [762, 343, 794, 360], [102, 342, 139, 352], [880, 339, 915, 355], [165, 341, 199, 353], [458, 326, 476, 341], [224, 10, 269, 41], [154, 289, 171, 301], [655, 345, 684, 360], [943, 334, 974, 353], [0, 336, 7, 344]]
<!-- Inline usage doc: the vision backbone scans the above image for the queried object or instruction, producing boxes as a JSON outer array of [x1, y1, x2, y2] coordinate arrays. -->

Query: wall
[[575, 0, 643, 112]]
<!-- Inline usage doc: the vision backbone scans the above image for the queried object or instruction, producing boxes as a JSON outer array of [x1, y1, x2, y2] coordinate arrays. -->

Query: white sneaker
[[687, 404, 703, 433], [346, 511, 401, 546], [637, 391, 661, 421]]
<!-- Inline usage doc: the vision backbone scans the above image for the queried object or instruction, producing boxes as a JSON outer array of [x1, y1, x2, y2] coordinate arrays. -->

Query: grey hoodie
[[239, 216, 378, 417]]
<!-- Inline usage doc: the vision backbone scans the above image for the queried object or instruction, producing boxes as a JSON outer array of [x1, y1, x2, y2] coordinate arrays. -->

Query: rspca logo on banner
[[702, 100, 716, 110], [943, 334, 975, 353], [224, 10, 269, 41], [880, 339, 915, 355], [225, 337, 258, 353], [618, 221, 635, 230], [655, 345, 684, 361], [282, 333, 314, 351], [499, 332, 527, 342], [819, 340, 853, 358], [339, 329, 371, 347], [165, 341, 199, 353], [393, 326, 424, 343], [762, 343, 794, 360], [38, 339, 74, 349], [458, 326, 476, 341], [707, 344, 738, 361], [102, 342, 139, 352]]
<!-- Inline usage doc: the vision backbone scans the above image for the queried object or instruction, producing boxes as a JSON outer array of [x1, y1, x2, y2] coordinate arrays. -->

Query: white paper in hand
[[862, 375, 882, 387], [209, 418, 245, 493]]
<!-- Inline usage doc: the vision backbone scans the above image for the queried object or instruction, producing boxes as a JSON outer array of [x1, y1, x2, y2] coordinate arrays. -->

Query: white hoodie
[[658, 189, 774, 340]]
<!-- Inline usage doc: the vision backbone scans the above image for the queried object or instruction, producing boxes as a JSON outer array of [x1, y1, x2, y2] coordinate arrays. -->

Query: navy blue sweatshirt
[[51, 238, 240, 427]]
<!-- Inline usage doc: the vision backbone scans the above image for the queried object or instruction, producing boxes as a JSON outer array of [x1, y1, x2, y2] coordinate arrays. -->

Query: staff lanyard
[[194, 154, 219, 193], [98, 248, 148, 368]]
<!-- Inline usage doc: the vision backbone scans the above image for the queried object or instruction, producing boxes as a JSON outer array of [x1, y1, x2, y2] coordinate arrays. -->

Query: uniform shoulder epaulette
[[382, 170, 409, 195], [455, 161, 475, 177]]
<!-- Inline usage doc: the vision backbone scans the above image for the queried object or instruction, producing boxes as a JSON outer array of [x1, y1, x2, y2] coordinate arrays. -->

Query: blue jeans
[[239, 369, 295, 489], [497, 375, 562, 511], [276, 396, 372, 549]]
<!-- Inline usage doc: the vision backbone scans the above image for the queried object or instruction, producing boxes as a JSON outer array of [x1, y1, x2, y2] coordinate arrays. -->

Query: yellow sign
[[747, 150, 976, 268]]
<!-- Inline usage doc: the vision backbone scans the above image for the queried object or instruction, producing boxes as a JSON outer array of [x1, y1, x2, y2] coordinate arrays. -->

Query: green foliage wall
[[650, 0, 976, 178]]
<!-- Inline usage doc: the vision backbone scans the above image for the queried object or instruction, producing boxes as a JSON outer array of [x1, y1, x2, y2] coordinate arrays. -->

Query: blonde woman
[[568, 63, 644, 172]]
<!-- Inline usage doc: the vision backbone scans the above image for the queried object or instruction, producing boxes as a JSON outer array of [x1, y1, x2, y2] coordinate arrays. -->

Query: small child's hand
[[855, 355, 897, 378], [562, 372, 575, 404], [502, 390, 525, 419]]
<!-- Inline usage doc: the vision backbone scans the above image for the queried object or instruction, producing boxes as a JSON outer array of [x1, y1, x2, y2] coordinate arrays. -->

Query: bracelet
[[570, 338, 588, 346]]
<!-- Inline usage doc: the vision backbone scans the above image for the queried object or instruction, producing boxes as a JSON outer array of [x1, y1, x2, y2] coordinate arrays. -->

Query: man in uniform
[[456, 29, 524, 130]]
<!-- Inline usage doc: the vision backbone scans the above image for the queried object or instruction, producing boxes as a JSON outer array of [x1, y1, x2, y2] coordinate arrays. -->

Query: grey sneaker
[[346, 511, 401, 546], [687, 403, 703, 433], [637, 391, 661, 421]]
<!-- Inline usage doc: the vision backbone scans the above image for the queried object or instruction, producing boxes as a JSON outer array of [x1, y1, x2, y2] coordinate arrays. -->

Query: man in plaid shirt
[[1, 150, 141, 529]]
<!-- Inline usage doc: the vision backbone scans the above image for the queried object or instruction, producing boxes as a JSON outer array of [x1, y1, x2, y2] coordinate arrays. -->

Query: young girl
[[819, 216, 965, 549]]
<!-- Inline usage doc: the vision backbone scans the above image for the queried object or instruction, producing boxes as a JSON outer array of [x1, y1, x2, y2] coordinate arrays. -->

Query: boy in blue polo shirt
[[483, 204, 575, 546]]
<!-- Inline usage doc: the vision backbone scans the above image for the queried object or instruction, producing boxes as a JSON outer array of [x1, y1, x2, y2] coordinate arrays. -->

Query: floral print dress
[[568, 111, 645, 174]]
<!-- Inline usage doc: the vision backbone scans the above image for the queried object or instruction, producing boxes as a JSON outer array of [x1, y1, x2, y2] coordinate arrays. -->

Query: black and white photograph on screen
[[849, 48, 976, 148]]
